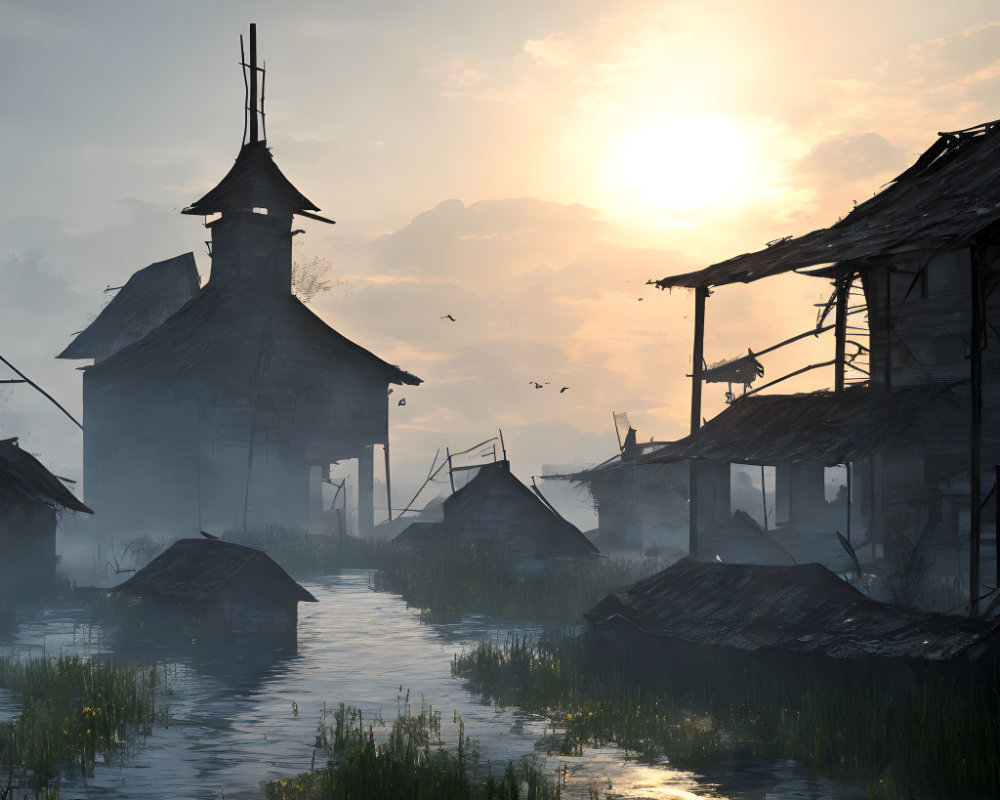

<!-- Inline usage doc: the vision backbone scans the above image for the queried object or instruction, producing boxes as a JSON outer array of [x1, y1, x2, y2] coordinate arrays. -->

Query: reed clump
[[0, 654, 167, 797], [373, 542, 642, 623], [452, 635, 1000, 798], [264, 702, 560, 800]]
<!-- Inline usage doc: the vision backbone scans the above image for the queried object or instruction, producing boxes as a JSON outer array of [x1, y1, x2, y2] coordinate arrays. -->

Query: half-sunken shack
[[395, 460, 599, 566], [114, 538, 316, 637], [586, 559, 1000, 667], [0, 437, 92, 590]]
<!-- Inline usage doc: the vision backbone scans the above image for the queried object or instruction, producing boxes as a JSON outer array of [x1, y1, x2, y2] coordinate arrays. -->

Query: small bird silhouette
[[398, 398, 406, 406], [560, 387, 569, 393], [638, 297, 644, 301], [440, 314, 456, 322], [200, 530, 219, 540], [715, 554, 723, 563], [530, 381, 544, 389]]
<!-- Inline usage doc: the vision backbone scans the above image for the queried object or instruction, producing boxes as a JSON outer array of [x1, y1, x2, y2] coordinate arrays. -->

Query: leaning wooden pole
[[688, 286, 708, 558], [970, 240, 985, 616]]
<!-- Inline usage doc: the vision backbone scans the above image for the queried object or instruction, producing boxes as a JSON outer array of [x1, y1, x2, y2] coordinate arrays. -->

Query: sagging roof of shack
[[629, 384, 963, 468], [58, 253, 200, 362], [84, 283, 421, 386], [395, 460, 600, 559], [586, 559, 1000, 662], [652, 119, 1000, 290], [0, 437, 92, 514], [115, 538, 316, 603]]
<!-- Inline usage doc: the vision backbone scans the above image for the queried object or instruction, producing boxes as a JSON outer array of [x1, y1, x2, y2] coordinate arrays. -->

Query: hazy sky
[[3, 1, 1000, 518]]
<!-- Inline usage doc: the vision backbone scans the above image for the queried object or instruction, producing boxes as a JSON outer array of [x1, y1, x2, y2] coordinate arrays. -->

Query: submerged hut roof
[[115, 538, 316, 603], [587, 559, 1000, 662], [84, 283, 421, 386], [0, 437, 92, 513], [58, 253, 200, 362], [631, 384, 962, 467], [395, 460, 599, 560], [653, 119, 1000, 289]]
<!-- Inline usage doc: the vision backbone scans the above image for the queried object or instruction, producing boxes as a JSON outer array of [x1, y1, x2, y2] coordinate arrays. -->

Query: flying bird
[[398, 398, 406, 406], [530, 381, 549, 389], [560, 387, 570, 393], [200, 530, 219, 540], [715, 554, 723, 563], [440, 314, 456, 322]]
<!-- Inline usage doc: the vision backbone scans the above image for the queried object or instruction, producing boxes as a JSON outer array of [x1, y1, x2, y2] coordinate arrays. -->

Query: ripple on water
[[0, 571, 865, 800]]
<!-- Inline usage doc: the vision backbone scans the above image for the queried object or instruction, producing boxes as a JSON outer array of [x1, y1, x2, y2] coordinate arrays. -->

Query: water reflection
[[0, 572, 864, 799]]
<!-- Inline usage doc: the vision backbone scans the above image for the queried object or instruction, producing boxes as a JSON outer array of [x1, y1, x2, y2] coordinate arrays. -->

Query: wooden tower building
[[62, 26, 420, 536]]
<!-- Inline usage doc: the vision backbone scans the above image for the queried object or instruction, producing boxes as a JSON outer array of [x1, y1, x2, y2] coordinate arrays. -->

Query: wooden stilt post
[[760, 464, 768, 532], [970, 240, 985, 616], [689, 285, 708, 558], [834, 274, 850, 392], [358, 445, 374, 537], [846, 461, 853, 545], [446, 447, 455, 494], [384, 442, 393, 523]]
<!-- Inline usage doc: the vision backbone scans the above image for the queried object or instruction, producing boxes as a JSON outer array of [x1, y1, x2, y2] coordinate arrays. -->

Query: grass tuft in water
[[265, 702, 560, 800], [0, 654, 167, 798]]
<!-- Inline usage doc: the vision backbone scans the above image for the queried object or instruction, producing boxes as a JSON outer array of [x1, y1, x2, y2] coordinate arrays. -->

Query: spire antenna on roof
[[241, 23, 265, 146]]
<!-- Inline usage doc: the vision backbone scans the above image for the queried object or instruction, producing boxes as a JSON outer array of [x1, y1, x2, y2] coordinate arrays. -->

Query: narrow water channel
[[1, 571, 864, 799]]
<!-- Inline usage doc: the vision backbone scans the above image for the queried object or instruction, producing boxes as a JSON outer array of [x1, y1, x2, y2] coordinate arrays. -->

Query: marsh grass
[[264, 702, 560, 800], [0, 655, 167, 797], [452, 636, 720, 769], [373, 542, 642, 623], [453, 635, 1000, 798]]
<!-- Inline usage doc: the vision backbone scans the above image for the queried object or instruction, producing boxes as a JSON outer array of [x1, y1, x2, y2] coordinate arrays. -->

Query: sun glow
[[599, 113, 765, 222]]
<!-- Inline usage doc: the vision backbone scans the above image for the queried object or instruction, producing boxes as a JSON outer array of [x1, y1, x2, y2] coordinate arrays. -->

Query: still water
[[2, 571, 864, 800]]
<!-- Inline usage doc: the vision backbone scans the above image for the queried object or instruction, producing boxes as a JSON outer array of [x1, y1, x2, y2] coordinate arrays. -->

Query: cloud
[[522, 33, 579, 69], [797, 132, 908, 184]]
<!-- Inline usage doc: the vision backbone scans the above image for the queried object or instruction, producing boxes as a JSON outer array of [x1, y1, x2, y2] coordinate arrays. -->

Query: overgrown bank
[[452, 635, 1000, 799]]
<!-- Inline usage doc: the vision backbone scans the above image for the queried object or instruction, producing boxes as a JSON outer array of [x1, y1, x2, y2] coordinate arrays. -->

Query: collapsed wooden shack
[[59, 27, 420, 536], [624, 384, 965, 569], [114, 538, 316, 638], [649, 119, 1000, 605], [0, 437, 92, 590], [394, 460, 600, 567], [586, 559, 1000, 669], [549, 428, 689, 555]]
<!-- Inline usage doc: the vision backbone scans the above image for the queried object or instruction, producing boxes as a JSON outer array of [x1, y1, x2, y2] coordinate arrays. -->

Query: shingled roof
[[631, 384, 962, 467], [587, 559, 1000, 662], [84, 283, 421, 386], [115, 538, 316, 603], [0, 437, 92, 513], [653, 119, 1000, 290], [58, 253, 200, 362]]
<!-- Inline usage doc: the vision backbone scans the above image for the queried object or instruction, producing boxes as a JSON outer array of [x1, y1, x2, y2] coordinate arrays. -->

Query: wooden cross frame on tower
[[240, 23, 267, 146]]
